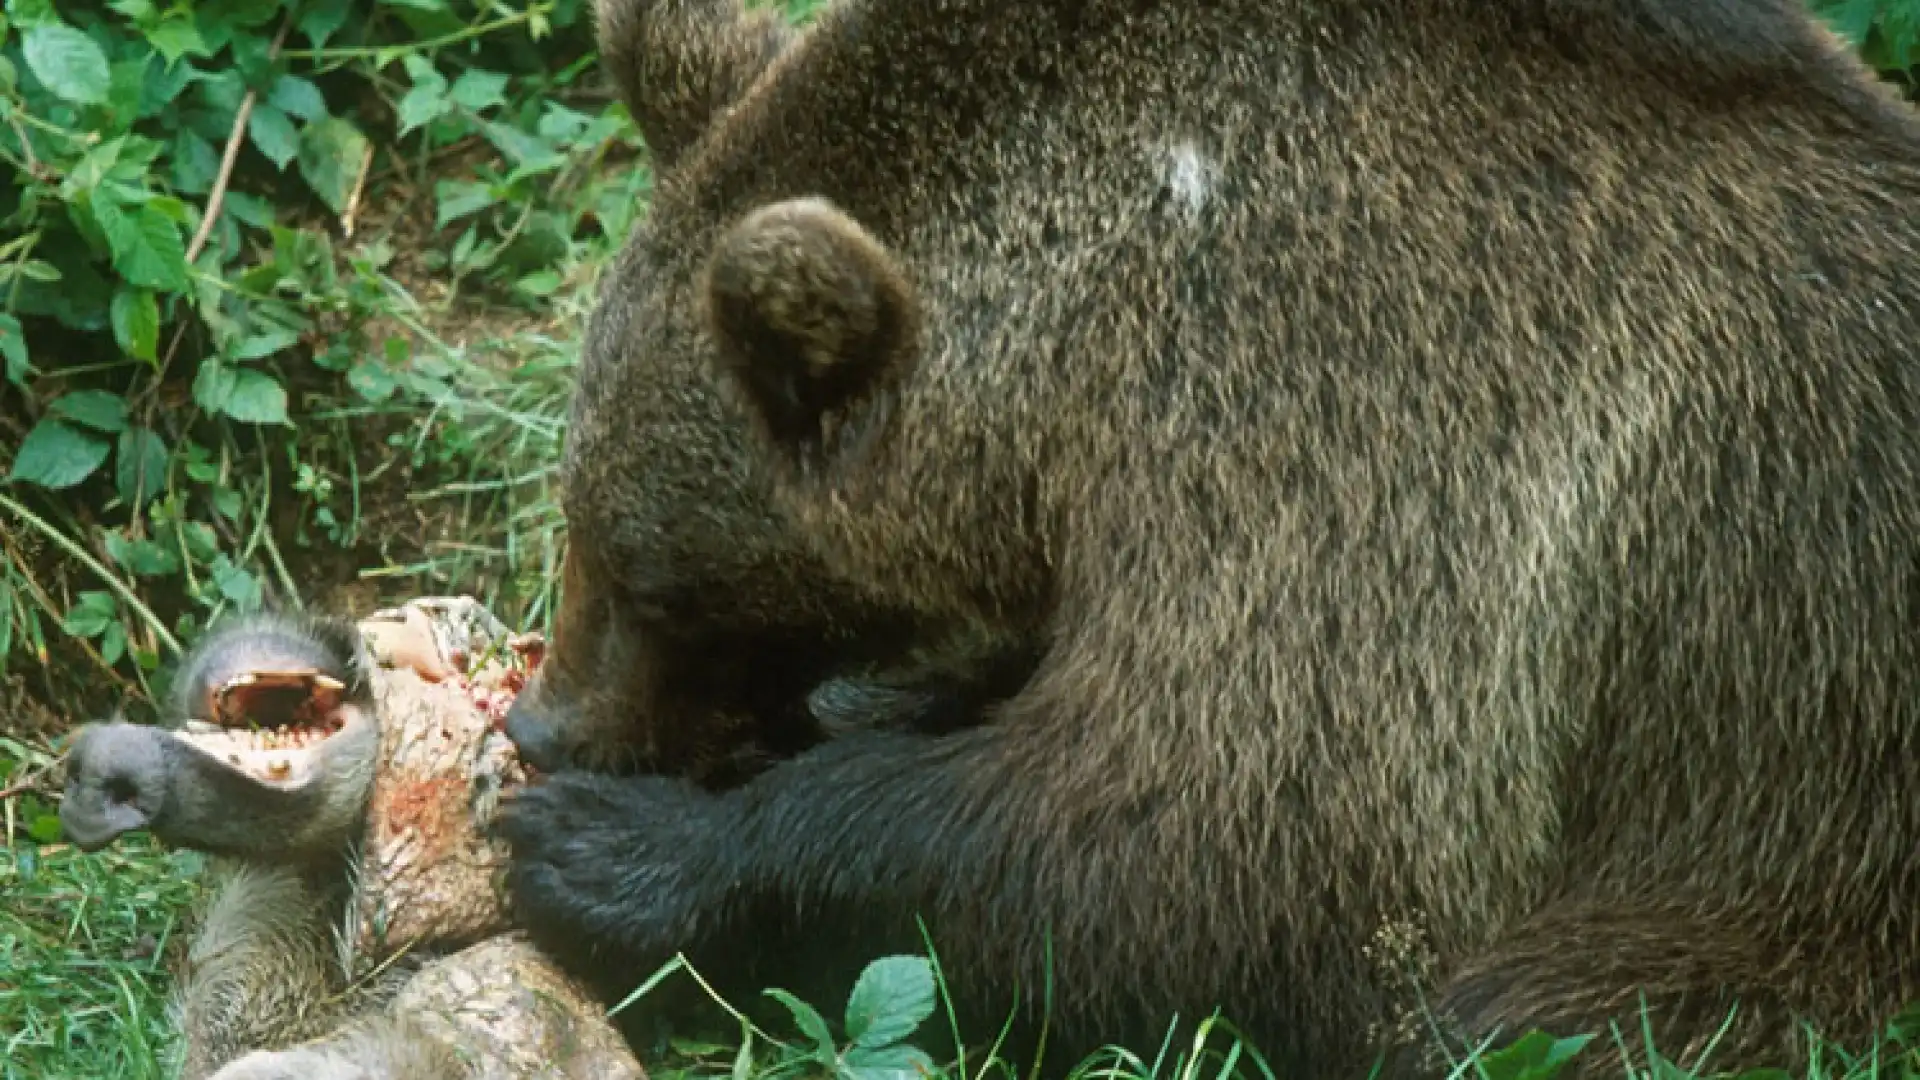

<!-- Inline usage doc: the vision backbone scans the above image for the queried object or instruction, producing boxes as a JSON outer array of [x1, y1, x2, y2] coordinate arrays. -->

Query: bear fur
[[501, 1, 1920, 1076]]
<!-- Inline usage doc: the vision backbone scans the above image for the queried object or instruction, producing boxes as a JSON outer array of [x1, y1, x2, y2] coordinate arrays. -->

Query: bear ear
[[703, 197, 922, 473], [594, 0, 794, 172]]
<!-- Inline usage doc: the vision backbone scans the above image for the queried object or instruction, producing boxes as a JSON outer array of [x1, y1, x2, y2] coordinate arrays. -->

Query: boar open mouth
[[174, 669, 363, 788]]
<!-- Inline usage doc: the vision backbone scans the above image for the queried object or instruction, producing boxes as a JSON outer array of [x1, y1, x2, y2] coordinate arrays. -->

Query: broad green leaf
[[222, 191, 278, 230], [64, 134, 127, 193], [248, 101, 300, 169], [211, 488, 243, 521], [8, 0, 55, 28], [1816, 0, 1880, 46], [480, 118, 563, 170], [298, 0, 352, 48], [763, 988, 838, 1063], [268, 74, 328, 121], [172, 130, 221, 193], [201, 0, 282, 28], [221, 368, 289, 424], [231, 328, 300, 360], [434, 179, 498, 227], [193, 357, 238, 412], [515, 270, 563, 297], [28, 814, 62, 843], [8, 418, 110, 489], [449, 69, 508, 112], [105, 529, 181, 577], [210, 556, 261, 609], [111, 286, 161, 362], [107, 55, 149, 120], [51, 390, 129, 433], [101, 620, 127, 666], [297, 117, 372, 216], [397, 80, 450, 134], [844, 956, 936, 1050], [116, 426, 169, 507], [1473, 1030, 1596, 1080], [842, 1043, 937, 1080], [348, 357, 397, 402], [537, 102, 594, 144], [0, 313, 32, 386], [145, 16, 209, 63], [23, 24, 110, 105], [94, 198, 191, 293]]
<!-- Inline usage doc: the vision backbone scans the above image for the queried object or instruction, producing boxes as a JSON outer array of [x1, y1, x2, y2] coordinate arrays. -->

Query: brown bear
[[499, 1, 1920, 1077]]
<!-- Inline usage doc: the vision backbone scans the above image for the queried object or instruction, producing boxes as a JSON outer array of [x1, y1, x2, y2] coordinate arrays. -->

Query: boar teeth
[[313, 675, 345, 691], [184, 720, 222, 734]]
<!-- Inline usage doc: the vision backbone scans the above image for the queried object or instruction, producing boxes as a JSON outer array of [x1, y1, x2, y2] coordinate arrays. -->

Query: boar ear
[[595, 0, 794, 171], [703, 197, 922, 473]]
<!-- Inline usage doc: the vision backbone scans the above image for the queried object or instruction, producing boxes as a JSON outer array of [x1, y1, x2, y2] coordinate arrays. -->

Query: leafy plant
[[0, 0, 631, 720], [1812, 0, 1920, 87], [758, 954, 942, 1080]]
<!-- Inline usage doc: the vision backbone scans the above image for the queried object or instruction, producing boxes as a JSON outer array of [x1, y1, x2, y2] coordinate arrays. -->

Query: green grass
[[1, 828, 203, 1080]]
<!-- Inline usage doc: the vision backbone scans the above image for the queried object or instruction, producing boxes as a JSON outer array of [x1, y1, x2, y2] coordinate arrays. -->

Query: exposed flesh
[[175, 670, 352, 787]]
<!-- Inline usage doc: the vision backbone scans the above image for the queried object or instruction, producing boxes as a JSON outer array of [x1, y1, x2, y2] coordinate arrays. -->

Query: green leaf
[[108, 55, 150, 120], [396, 80, 450, 134], [28, 814, 63, 844], [192, 357, 237, 412], [844, 956, 936, 1050], [172, 130, 221, 193], [434, 179, 498, 227], [93, 198, 191, 293], [841, 1043, 937, 1080], [297, 117, 372, 216], [480, 118, 563, 170], [9, 419, 110, 489], [8, 0, 54, 28], [145, 15, 210, 63], [248, 101, 300, 169], [210, 556, 262, 610], [1887, 1000, 1920, 1044], [348, 357, 398, 402], [23, 24, 111, 105], [1816, 0, 1880, 46], [222, 368, 290, 424], [100, 620, 127, 666], [111, 286, 161, 363], [268, 75, 328, 121], [448, 69, 508, 112], [0, 313, 33, 387], [231, 328, 300, 360], [61, 591, 117, 639], [105, 530, 181, 577], [763, 988, 838, 1064], [116, 426, 169, 507], [1472, 1030, 1596, 1080], [298, 0, 352, 48], [50, 390, 129, 433], [222, 191, 279, 230], [211, 488, 243, 521], [514, 269, 563, 297], [200, 0, 282, 30]]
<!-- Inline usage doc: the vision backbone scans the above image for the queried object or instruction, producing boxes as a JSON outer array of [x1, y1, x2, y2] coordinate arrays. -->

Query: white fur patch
[[1159, 139, 1217, 219]]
